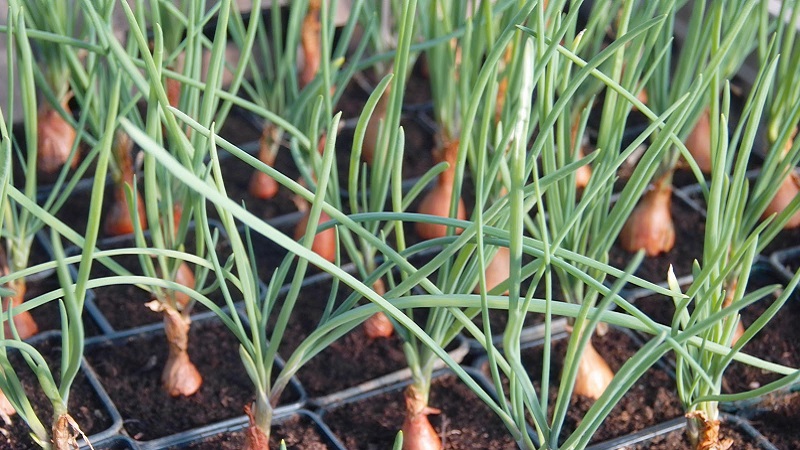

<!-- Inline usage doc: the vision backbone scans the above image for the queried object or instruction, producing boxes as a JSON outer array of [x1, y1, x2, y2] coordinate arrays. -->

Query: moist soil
[[747, 391, 800, 450], [83, 230, 233, 331], [84, 317, 297, 442], [168, 413, 336, 450], [482, 327, 684, 446], [0, 338, 114, 450], [627, 419, 767, 449], [269, 278, 411, 400], [323, 373, 519, 450], [24, 272, 102, 337], [608, 193, 706, 284]]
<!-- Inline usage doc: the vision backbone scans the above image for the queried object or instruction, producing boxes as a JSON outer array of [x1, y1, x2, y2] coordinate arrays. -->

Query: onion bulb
[[475, 247, 510, 295], [105, 133, 146, 236], [37, 99, 78, 175], [684, 109, 713, 173], [249, 124, 281, 200], [295, 209, 337, 263], [2, 284, 38, 340], [300, 0, 322, 88], [362, 85, 391, 165], [402, 385, 442, 450], [572, 338, 615, 400], [763, 171, 800, 229], [415, 140, 467, 240], [0, 390, 14, 421], [619, 173, 675, 256], [150, 303, 202, 397], [570, 121, 591, 188], [364, 278, 394, 339], [171, 262, 196, 309]]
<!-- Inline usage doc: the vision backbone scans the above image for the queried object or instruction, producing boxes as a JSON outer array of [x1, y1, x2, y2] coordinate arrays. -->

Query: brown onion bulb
[[37, 99, 78, 175], [476, 247, 510, 295], [249, 125, 281, 200], [619, 175, 675, 256], [572, 339, 615, 400], [762, 171, 800, 229], [415, 140, 467, 240], [684, 109, 713, 174], [402, 385, 442, 450], [364, 279, 394, 339], [295, 210, 337, 263], [362, 85, 391, 165]]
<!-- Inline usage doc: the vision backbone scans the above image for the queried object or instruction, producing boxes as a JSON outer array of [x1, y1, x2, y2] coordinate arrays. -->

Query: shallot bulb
[[37, 99, 78, 175], [363, 278, 393, 339], [619, 174, 675, 256], [684, 109, 713, 173], [402, 385, 442, 450], [415, 140, 466, 240], [572, 338, 615, 400], [295, 209, 337, 263], [249, 124, 281, 200], [475, 247, 510, 295], [299, 0, 321, 88], [362, 85, 391, 165], [762, 171, 800, 229]]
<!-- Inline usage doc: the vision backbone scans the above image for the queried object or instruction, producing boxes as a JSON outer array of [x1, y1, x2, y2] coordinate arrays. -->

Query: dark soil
[[169, 413, 337, 450], [84, 317, 297, 442], [24, 272, 102, 337], [608, 194, 706, 284], [0, 338, 114, 450], [269, 279, 411, 399], [748, 391, 800, 450], [484, 328, 684, 446], [628, 418, 768, 449], [84, 230, 233, 331], [323, 373, 519, 450]]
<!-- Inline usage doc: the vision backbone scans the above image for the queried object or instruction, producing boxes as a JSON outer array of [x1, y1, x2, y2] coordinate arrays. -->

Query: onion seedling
[[619, 0, 761, 256], [757, 0, 800, 229], [0, 56, 119, 449]]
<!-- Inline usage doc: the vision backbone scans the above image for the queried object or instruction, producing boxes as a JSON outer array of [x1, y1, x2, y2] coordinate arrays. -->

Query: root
[[686, 411, 733, 450]]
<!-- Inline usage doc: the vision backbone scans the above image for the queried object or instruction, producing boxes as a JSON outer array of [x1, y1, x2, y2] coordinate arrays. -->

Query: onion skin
[[158, 305, 202, 397], [364, 279, 394, 339], [762, 171, 800, 229], [300, 0, 321, 88], [402, 385, 442, 450], [415, 140, 467, 240], [171, 262, 196, 309], [104, 186, 147, 237], [2, 281, 38, 340], [295, 210, 337, 263], [685, 109, 713, 173], [249, 124, 281, 200], [686, 411, 733, 450], [476, 247, 510, 295], [244, 404, 271, 450], [619, 174, 675, 256], [362, 85, 391, 165], [0, 390, 14, 421], [37, 99, 78, 175], [572, 338, 615, 400]]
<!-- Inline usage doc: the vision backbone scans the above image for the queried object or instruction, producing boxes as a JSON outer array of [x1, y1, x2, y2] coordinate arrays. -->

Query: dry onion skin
[[619, 173, 675, 256], [37, 99, 78, 175], [415, 140, 467, 240], [363, 278, 394, 339], [572, 338, 615, 400], [249, 124, 281, 200], [401, 385, 442, 450], [684, 109, 713, 174]]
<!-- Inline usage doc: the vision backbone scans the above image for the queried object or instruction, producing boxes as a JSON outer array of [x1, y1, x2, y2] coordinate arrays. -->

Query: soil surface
[[84, 317, 297, 442], [323, 373, 519, 450], [628, 418, 767, 449], [169, 413, 336, 450], [268, 278, 411, 399], [479, 327, 683, 446], [0, 338, 114, 450], [747, 391, 800, 450], [84, 229, 233, 331]]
